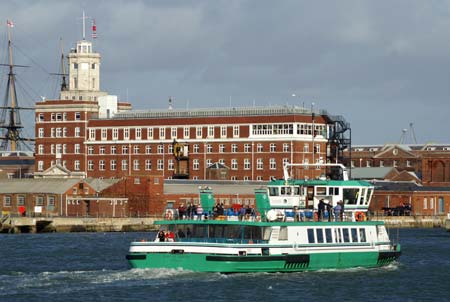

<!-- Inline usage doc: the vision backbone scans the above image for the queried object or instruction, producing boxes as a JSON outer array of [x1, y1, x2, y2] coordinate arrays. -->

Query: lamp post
[[311, 102, 315, 169]]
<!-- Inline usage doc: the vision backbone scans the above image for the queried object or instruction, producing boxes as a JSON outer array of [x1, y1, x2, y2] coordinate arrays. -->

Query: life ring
[[165, 209, 173, 220], [355, 211, 365, 222]]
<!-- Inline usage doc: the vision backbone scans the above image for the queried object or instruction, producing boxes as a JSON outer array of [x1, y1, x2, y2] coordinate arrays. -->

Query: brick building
[[34, 36, 351, 182], [344, 143, 450, 186]]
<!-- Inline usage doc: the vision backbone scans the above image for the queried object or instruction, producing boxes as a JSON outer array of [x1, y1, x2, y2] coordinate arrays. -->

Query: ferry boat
[[126, 163, 401, 273]]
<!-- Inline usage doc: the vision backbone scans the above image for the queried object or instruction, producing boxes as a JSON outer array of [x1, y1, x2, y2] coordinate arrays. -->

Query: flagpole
[[82, 10, 86, 40]]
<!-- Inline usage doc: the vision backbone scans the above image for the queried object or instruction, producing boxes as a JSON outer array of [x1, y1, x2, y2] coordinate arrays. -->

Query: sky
[[0, 0, 449, 145]]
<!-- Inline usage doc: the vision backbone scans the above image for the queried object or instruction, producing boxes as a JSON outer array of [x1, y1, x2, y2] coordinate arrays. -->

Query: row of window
[[307, 227, 367, 244], [3, 195, 55, 207], [351, 159, 413, 168], [88, 125, 241, 141], [37, 112, 82, 123], [37, 142, 323, 156], [252, 123, 327, 136], [37, 127, 81, 138]]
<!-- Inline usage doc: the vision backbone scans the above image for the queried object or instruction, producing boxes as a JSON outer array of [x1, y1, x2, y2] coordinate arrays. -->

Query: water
[[0, 228, 449, 302]]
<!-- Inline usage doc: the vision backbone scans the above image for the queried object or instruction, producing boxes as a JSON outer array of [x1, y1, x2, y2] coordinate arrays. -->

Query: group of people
[[317, 199, 344, 222], [177, 202, 203, 220]]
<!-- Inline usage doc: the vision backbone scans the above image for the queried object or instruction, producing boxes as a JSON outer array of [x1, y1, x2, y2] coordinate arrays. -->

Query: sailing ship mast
[[0, 20, 34, 151]]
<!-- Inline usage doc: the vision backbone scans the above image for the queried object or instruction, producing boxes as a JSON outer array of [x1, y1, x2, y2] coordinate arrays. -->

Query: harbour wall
[[1, 217, 159, 233], [1, 215, 449, 233]]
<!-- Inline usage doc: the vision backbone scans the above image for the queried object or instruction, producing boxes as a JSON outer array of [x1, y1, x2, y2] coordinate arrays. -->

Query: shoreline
[[1, 215, 449, 233]]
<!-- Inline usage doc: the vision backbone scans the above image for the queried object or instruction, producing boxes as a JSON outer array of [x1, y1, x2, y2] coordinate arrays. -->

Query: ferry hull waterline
[[126, 163, 401, 273]]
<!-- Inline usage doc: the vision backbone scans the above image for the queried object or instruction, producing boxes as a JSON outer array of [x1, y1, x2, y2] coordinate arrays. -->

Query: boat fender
[[355, 211, 365, 222], [165, 209, 173, 220]]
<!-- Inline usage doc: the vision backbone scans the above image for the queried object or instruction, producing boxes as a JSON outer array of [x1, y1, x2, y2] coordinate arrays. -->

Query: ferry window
[[328, 187, 339, 195], [343, 188, 359, 205], [210, 225, 226, 239], [269, 187, 279, 196], [279, 227, 288, 240], [325, 228, 333, 243], [307, 229, 315, 243], [351, 228, 358, 242], [243, 226, 262, 242], [316, 187, 326, 196], [342, 229, 350, 242], [334, 228, 342, 243], [294, 187, 300, 195], [316, 229, 324, 243], [262, 227, 272, 241], [223, 225, 241, 240], [359, 228, 367, 242]]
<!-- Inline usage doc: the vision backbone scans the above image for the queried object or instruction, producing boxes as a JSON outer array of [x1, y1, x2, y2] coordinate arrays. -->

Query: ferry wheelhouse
[[126, 164, 401, 273]]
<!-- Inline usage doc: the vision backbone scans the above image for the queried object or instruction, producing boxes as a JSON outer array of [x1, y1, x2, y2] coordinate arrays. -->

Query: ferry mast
[[0, 20, 34, 151]]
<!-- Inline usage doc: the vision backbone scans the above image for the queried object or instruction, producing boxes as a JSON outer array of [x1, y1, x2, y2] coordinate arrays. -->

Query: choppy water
[[0, 228, 449, 302]]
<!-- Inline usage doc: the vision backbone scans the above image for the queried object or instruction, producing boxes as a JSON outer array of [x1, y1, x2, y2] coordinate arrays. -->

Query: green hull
[[127, 248, 401, 273]]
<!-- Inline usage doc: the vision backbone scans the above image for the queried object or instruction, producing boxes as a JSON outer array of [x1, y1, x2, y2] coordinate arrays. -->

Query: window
[[393, 160, 398, 167], [270, 143, 276, 152], [257, 158, 263, 170], [196, 126, 202, 138], [231, 159, 238, 170], [38, 128, 44, 138], [75, 127, 81, 137], [36, 196, 44, 206], [244, 158, 251, 170], [63, 128, 67, 137], [193, 159, 199, 170], [145, 145, 152, 154], [206, 144, 212, 153], [233, 125, 239, 137], [207, 126, 214, 137], [157, 144, 164, 154], [38, 113, 44, 122], [232, 144, 238, 153], [111, 146, 117, 154], [112, 128, 118, 140], [99, 146, 106, 155], [315, 144, 320, 154], [168, 159, 174, 170], [171, 127, 177, 139], [184, 127, 190, 138], [303, 144, 309, 153], [145, 159, 152, 170], [244, 144, 251, 153], [133, 145, 140, 154], [87, 146, 94, 155], [101, 128, 107, 140], [99, 160, 105, 171], [157, 159, 164, 170], [283, 143, 289, 152], [270, 158, 276, 170], [50, 128, 55, 137], [88, 160, 94, 171], [221, 126, 227, 137], [219, 144, 225, 153], [193, 144, 200, 153], [17, 195, 25, 206], [257, 144, 263, 152], [38, 161, 44, 171], [168, 144, 173, 154], [50, 144, 54, 154], [74, 160, 80, 171], [423, 198, 427, 210], [159, 127, 165, 139], [89, 129, 96, 140], [147, 127, 154, 139], [121, 160, 128, 171], [56, 128, 62, 138], [380, 160, 384, 167], [110, 160, 117, 170], [3, 196, 11, 207], [38, 145, 44, 154], [124, 128, 130, 140], [122, 145, 128, 154], [75, 112, 81, 120], [74, 144, 80, 154], [133, 159, 140, 171]]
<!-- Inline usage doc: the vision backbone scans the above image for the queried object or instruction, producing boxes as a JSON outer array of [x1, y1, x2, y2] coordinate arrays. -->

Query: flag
[[91, 19, 97, 39], [6, 20, 14, 27]]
